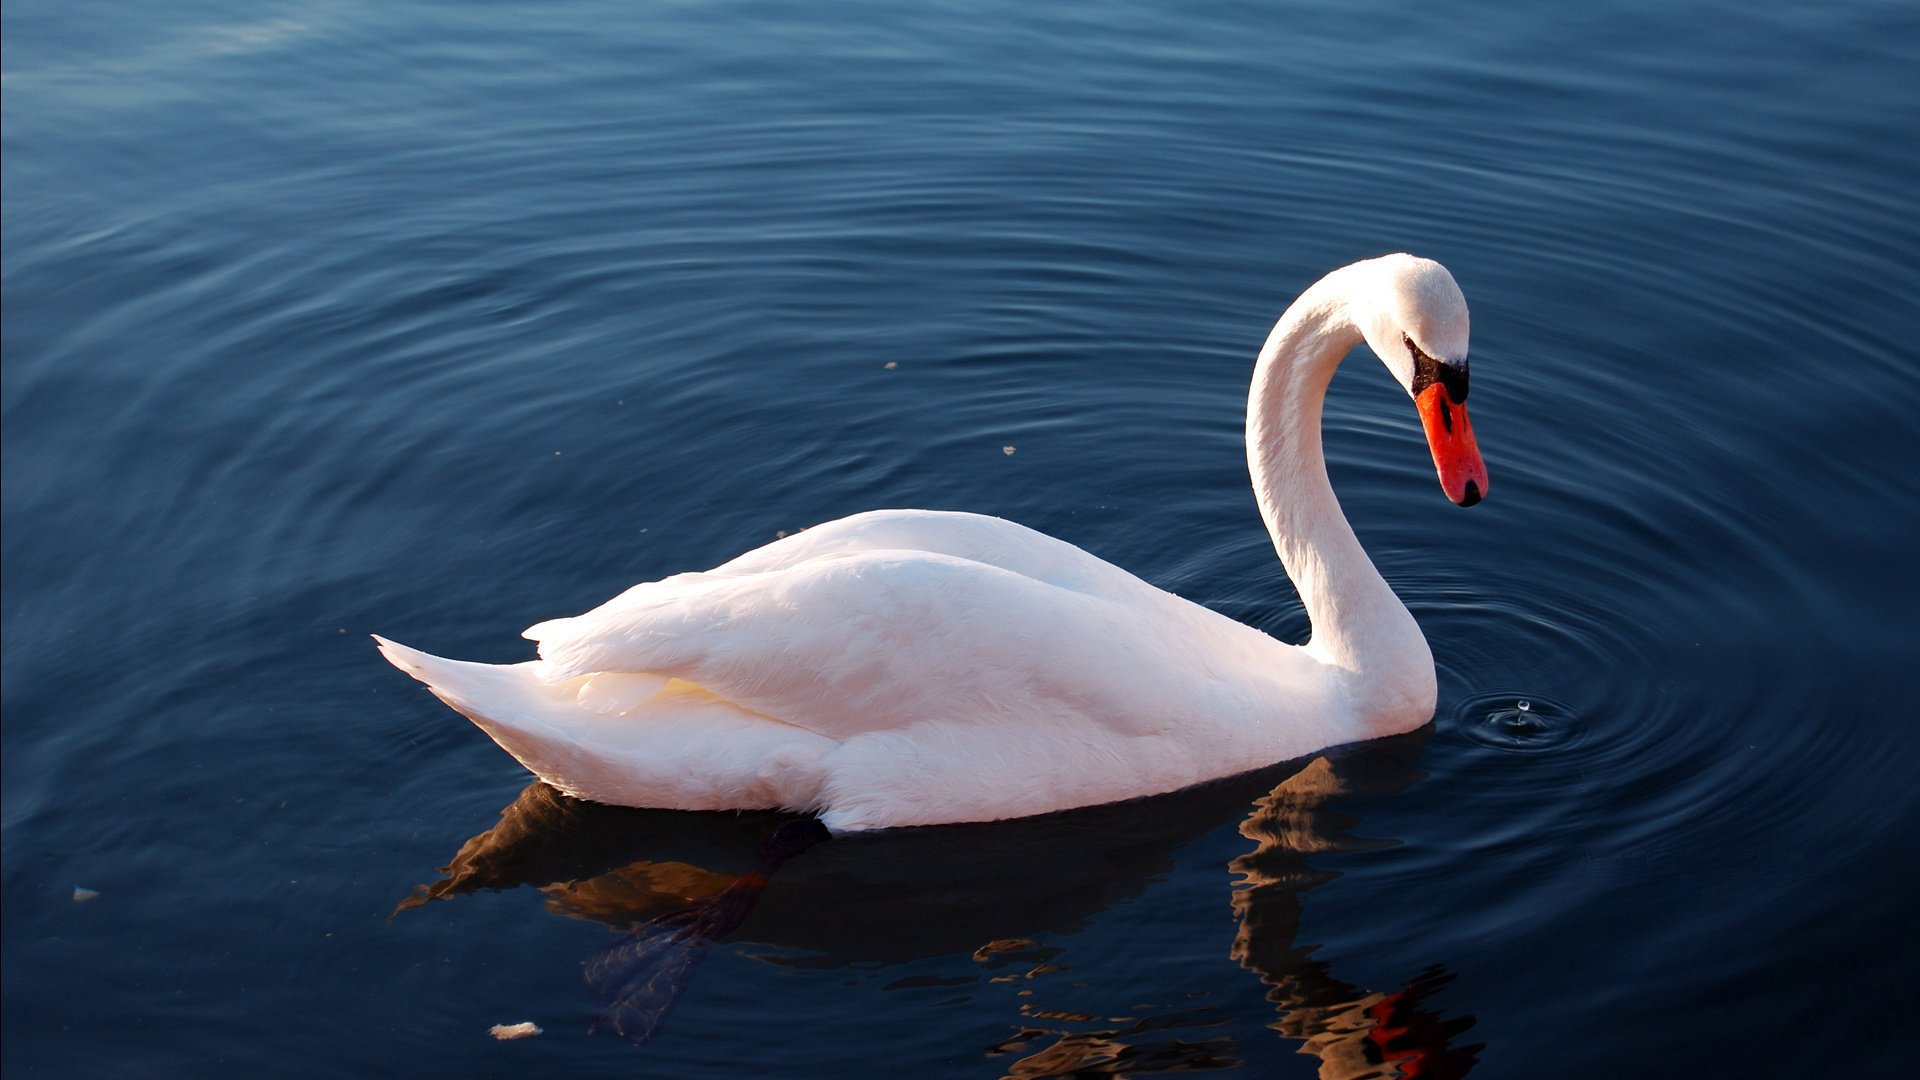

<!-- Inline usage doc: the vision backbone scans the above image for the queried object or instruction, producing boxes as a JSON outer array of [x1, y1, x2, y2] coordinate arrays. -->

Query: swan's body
[[377, 254, 1487, 831]]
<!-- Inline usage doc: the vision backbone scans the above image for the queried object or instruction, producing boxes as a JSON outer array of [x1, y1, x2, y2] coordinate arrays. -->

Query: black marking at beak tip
[[1407, 334, 1469, 403], [1458, 480, 1482, 507]]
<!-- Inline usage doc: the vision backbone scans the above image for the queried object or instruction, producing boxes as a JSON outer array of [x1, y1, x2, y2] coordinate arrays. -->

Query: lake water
[[5, 1, 1917, 1076]]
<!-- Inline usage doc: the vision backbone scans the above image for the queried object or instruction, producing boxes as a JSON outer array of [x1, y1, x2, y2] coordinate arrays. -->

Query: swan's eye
[[1405, 334, 1469, 403]]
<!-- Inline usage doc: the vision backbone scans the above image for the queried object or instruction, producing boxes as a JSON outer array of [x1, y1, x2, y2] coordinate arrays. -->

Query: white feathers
[[377, 256, 1468, 830], [575, 672, 671, 716]]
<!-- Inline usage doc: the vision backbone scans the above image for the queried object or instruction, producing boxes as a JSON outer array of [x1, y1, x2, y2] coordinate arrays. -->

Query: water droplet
[[1453, 692, 1578, 753]]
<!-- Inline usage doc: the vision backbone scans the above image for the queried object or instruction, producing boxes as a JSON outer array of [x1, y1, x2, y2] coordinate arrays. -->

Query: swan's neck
[[1247, 272, 1430, 690]]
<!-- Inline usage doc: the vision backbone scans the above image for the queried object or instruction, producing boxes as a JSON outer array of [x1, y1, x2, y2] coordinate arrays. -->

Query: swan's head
[[1349, 254, 1488, 507]]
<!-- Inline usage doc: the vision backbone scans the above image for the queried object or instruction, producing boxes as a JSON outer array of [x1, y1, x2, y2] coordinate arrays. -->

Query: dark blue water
[[6, 1, 1918, 1075]]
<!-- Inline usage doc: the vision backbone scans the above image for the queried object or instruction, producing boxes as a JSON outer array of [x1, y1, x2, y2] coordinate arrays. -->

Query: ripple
[[6, 0, 1919, 1075], [1452, 691, 1582, 754]]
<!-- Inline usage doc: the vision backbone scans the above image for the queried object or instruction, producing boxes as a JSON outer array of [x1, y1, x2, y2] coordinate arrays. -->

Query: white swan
[[376, 254, 1488, 831]]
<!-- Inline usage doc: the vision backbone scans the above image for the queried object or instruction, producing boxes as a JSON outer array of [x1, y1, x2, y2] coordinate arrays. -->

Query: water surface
[[5, 1, 1918, 1076]]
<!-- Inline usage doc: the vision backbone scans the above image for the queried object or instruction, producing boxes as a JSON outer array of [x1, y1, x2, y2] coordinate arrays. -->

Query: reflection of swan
[[1227, 758, 1481, 1079], [397, 733, 1478, 1072], [376, 254, 1487, 830]]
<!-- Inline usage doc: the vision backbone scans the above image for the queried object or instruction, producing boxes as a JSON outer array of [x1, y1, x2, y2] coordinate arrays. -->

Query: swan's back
[[647, 509, 1171, 603]]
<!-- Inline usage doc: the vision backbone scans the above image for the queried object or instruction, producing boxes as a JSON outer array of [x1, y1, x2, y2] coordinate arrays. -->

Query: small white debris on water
[[1002, 445, 1016, 456], [489, 1022, 542, 1040], [884, 361, 898, 369], [73, 886, 100, 902]]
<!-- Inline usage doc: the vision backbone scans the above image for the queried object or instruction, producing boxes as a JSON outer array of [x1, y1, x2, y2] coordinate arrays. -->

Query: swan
[[376, 253, 1488, 831]]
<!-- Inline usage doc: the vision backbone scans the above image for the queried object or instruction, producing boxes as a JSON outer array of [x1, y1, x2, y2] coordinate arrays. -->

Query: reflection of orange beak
[[1415, 383, 1487, 506]]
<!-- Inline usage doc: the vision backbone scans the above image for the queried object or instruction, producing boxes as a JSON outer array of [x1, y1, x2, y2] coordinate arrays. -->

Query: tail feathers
[[372, 635, 835, 813], [375, 636, 670, 719], [376, 634, 636, 802], [372, 634, 590, 735]]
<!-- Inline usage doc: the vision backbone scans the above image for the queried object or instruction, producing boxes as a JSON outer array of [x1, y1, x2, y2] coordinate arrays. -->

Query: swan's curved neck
[[1247, 271, 1425, 677]]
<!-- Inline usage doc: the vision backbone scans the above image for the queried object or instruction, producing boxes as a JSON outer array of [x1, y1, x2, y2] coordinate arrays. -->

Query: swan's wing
[[701, 509, 1170, 607], [524, 547, 1238, 743]]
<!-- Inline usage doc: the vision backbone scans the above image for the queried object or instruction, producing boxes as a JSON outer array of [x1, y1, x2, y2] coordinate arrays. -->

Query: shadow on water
[[396, 731, 1479, 1076]]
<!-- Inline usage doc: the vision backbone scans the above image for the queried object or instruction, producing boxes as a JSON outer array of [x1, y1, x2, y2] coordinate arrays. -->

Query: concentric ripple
[[5, 0, 1919, 1077], [1452, 691, 1581, 754]]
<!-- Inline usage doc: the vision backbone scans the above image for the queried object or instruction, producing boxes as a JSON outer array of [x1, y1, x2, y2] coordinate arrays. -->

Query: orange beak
[[1415, 383, 1487, 506]]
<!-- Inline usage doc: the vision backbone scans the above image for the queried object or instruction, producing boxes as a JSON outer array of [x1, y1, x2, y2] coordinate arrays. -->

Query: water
[[5, 0, 1917, 1075]]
